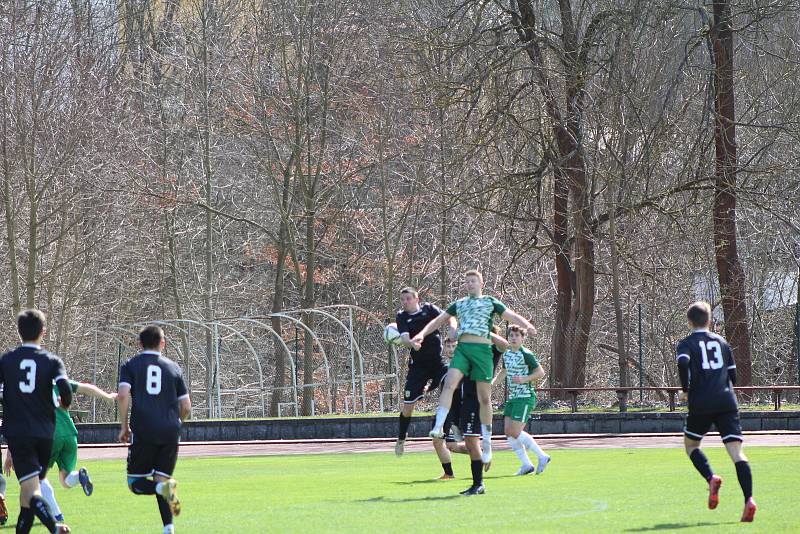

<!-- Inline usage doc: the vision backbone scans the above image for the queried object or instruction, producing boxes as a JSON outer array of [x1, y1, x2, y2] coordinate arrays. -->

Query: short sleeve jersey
[[0, 345, 69, 439], [53, 380, 81, 438], [396, 303, 444, 364], [675, 330, 737, 414], [502, 347, 540, 400], [446, 296, 507, 339], [119, 351, 189, 444]]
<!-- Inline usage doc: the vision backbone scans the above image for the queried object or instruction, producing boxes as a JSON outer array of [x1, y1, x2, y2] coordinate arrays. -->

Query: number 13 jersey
[[0, 344, 69, 439], [675, 330, 738, 414], [119, 351, 188, 443]]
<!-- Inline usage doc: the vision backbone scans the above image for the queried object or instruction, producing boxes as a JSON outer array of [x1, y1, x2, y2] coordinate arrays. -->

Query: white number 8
[[19, 359, 36, 393], [146, 365, 162, 395]]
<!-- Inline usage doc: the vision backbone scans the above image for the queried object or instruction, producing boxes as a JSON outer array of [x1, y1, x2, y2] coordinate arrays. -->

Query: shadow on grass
[[625, 521, 738, 532], [357, 495, 461, 503], [391, 478, 456, 485]]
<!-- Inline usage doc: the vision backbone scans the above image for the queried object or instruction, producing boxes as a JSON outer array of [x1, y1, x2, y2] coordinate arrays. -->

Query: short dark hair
[[17, 309, 46, 341], [687, 301, 711, 328], [139, 325, 165, 349], [508, 324, 526, 337], [399, 287, 418, 298]]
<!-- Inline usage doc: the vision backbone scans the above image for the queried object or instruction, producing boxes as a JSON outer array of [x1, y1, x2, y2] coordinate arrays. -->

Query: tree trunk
[[268, 171, 291, 416], [710, 1, 753, 386]]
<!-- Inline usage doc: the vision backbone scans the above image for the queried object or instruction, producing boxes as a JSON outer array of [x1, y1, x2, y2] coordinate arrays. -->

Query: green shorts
[[449, 342, 494, 382], [49, 434, 78, 473], [503, 397, 536, 423]]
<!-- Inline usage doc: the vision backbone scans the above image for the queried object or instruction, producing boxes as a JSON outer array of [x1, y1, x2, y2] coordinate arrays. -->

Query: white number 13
[[699, 341, 724, 370]]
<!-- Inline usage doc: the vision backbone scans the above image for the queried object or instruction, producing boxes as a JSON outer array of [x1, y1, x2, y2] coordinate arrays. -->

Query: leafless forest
[[1, 1, 798, 418]]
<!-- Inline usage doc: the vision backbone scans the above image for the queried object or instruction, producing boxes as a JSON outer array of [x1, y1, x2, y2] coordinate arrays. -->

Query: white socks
[[480, 424, 492, 450], [432, 407, 449, 432], [40, 478, 62, 517], [163, 525, 175, 534], [507, 436, 534, 467], [64, 471, 80, 488], [518, 431, 547, 460]]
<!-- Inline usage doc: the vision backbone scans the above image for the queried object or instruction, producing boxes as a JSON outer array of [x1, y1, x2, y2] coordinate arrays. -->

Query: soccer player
[[676, 301, 756, 522], [0, 309, 72, 534], [118, 326, 191, 534], [453, 326, 507, 495], [411, 269, 537, 465], [393, 287, 456, 457], [432, 338, 461, 479], [493, 325, 549, 476], [6, 381, 117, 523]]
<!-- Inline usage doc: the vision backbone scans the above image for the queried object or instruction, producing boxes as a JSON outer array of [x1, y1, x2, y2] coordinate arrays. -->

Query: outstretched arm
[[410, 312, 453, 348], [490, 332, 509, 352], [501, 309, 537, 337], [77, 382, 117, 402]]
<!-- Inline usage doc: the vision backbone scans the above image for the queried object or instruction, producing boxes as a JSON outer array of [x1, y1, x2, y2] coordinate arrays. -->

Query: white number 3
[[146, 365, 162, 395], [19, 359, 37, 393]]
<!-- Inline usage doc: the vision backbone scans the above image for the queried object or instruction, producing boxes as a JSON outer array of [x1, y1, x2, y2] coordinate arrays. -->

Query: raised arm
[[410, 312, 453, 348], [77, 382, 117, 402], [501, 309, 537, 337]]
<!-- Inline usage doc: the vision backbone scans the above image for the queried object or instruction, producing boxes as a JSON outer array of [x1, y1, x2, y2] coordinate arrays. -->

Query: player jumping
[[118, 325, 191, 534], [0, 309, 71, 533], [676, 301, 756, 522], [412, 269, 537, 467]]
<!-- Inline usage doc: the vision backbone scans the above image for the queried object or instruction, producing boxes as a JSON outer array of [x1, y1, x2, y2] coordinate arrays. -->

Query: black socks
[[30, 496, 57, 533], [15, 507, 34, 534], [157, 494, 173, 527], [735, 461, 753, 501], [442, 462, 454, 476], [398, 414, 411, 440], [690, 449, 714, 481], [470, 459, 483, 487]]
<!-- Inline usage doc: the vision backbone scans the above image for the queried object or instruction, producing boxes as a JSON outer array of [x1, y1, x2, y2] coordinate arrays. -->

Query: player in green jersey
[[4, 380, 116, 523], [493, 325, 550, 475], [412, 269, 537, 468]]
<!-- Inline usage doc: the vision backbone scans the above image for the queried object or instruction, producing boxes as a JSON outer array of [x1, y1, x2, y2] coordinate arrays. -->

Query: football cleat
[[459, 485, 485, 496], [394, 439, 405, 457], [536, 455, 551, 475], [740, 498, 757, 522], [158, 479, 181, 517], [708, 475, 722, 510], [515, 465, 535, 476], [429, 428, 445, 439], [79, 467, 93, 496], [437, 473, 455, 480], [0, 494, 8, 525], [450, 424, 464, 442]]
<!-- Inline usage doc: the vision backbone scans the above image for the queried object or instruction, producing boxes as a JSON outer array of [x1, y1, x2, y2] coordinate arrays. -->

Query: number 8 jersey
[[119, 350, 189, 443], [0, 343, 69, 439], [675, 329, 738, 414]]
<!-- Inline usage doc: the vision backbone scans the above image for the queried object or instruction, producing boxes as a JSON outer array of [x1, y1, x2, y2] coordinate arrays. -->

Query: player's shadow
[[626, 521, 738, 531], [391, 478, 452, 485], [357, 495, 461, 503]]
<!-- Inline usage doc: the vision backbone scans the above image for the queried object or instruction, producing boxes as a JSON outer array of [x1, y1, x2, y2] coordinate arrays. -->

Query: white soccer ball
[[383, 323, 402, 346]]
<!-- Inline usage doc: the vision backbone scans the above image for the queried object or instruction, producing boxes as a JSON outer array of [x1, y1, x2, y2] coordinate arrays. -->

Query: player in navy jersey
[[676, 301, 756, 522], [118, 326, 191, 534], [0, 310, 71, 534], [393, 287, 457, 457]]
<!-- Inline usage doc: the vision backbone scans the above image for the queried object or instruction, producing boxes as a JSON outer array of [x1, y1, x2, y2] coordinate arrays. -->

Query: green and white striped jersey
[[503, 346, 539, 399], [446, 295, 506, 339]]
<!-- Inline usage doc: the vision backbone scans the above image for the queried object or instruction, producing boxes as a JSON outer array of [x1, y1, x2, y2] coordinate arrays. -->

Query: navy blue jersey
[[0, 344, 69, 439], [676, 330, 737, 414], [461, 346, 503, 400], [396, 302, 444, 365], [119, 351, 188, 444]]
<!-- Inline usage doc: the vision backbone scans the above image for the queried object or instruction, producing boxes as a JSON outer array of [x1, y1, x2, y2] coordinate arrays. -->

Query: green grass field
[[6, 446, 798, 533]]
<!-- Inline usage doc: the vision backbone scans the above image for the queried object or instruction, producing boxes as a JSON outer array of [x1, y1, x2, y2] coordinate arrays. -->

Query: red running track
[[77, 431, 800, 460]]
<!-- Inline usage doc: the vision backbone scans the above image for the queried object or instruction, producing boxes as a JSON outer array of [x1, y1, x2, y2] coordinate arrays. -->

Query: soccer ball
[[383, 323, 402, 346]]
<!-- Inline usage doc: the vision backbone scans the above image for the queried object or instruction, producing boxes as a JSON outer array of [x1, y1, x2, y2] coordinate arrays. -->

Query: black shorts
[[442, 386, 462, 443], [459, 393, 480, 437], [6, 436, 52, 482], [403, 361, 448, 403], [684, 410, 743, 443], [127, 434, 179, 479]]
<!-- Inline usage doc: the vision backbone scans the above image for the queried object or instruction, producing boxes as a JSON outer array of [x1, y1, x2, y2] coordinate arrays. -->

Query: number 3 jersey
[[0, 344, 69, 439], [119, 351, 189, 443], [675, 329, 737, 414]]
